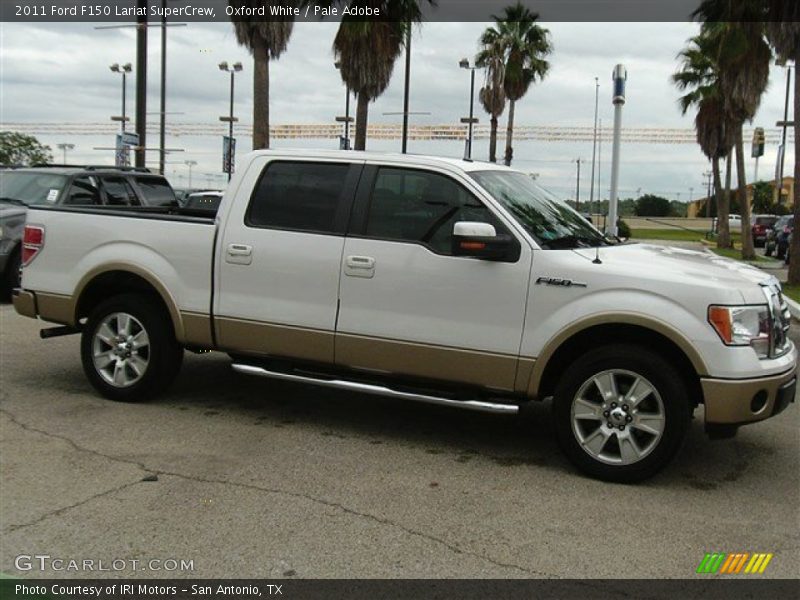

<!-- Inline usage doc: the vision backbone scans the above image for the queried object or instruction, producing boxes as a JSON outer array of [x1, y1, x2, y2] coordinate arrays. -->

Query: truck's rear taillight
[[22, 225, 45, 266]]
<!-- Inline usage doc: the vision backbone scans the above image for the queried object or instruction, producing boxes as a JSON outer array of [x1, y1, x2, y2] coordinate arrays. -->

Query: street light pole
[[184, 160, 197, 188], [334, 61, 353, 150], [110, 63, 132, 133], [459, 58, 479, 160], [57, 143, 75, 164], [219, 61, 242, 182], [401, 22, 411, 154], [589, 77, 599, 216]]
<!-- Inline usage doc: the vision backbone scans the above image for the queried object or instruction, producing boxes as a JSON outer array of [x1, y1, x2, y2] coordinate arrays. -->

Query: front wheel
[[80, 294, 183, 402], [553, 344, 691, 483]]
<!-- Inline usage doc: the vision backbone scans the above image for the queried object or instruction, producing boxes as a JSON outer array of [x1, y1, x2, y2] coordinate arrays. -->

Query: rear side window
[[64, 176, 101, 205], [246, 162, 350, 234], [135, 176, 176, 206], [101, 177, 139, 206]]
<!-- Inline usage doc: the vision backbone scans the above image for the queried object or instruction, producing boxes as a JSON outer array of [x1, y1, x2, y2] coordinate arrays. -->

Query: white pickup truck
[[12, 150, 796, 482]]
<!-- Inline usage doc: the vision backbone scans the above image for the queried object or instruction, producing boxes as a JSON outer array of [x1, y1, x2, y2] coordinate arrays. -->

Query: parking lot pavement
[[1, 304, 798, 579]]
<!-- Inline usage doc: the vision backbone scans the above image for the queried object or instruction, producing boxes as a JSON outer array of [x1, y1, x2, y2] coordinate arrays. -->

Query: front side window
[[365, 167, 502, 255], [470, 170, 606, 249], [246, 162, 350, 234], [101, 177, 139, 206]]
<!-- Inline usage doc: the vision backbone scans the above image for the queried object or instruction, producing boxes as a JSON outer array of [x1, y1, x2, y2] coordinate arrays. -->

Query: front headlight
[[708, 305, 771, 358]]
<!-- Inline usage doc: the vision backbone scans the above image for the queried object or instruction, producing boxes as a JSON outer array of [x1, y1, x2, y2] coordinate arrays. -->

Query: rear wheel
[[553, 344, 691, 483], [80, 294, 183, 402]]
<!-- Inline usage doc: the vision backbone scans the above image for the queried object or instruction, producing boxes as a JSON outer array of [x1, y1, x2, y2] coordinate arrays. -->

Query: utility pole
[[776, 64, 793, 195], [607, 64, 627, 238], [589, 77, 599, 217], [135, 0, 147, 168], [401, 22, 411, 154], [703, 171, 713, 219], [574, 158, 582, 211], [159, 0, 167, 175]]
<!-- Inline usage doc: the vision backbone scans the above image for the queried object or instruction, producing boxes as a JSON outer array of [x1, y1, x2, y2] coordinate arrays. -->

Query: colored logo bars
[[696, 552, 774, 574]]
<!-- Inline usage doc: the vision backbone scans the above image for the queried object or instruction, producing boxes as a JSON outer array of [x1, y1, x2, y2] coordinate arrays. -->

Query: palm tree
[[480, 3, 551, 167], [672, 30, 735, 248], [476, 30, 506, 163], [228, 1, 294, 149], [693, 2, 772, 260], [333, 20, 405, 151], [328, 1, 432, 151], [764, 0, 800, 283]]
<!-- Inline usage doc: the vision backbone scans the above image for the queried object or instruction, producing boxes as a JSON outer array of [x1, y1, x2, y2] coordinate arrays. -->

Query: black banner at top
[[2, 0, 721, 23]]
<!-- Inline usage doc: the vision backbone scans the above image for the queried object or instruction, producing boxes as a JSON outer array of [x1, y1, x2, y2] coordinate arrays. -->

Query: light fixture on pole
[[184, 160, 197, 188], [56, 143, 75, 164], [219, 61, 242, 182], [459, 58, 479, 160], [334, 61, 353, 150], [109, 63, 133, 132]]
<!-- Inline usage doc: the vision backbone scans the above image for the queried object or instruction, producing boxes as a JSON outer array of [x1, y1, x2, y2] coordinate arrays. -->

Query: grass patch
[[630, 228, 707, 242], [709, 247, 769, 263], [630, 228, 743, 243], [780, 284, 800, 304]]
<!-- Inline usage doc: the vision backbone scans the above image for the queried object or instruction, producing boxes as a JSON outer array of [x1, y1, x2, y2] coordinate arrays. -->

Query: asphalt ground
[[0, 304, 798, 580]]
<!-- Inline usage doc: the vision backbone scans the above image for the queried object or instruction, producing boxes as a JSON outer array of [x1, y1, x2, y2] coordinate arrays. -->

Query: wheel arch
[[529, 315, 707, 406], [73, 264, 185, 343]]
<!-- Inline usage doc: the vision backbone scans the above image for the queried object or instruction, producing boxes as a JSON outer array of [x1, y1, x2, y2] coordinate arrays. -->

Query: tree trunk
[[252, 38, 268, 150], [723, 155, 733, 248], [788, 52, 800, 285], [504, 99, 515, 166], [714, 156, 730, 249], [735, 126, 755, 260], [489, 115, 498, 163], [354, 91, 369, 151]]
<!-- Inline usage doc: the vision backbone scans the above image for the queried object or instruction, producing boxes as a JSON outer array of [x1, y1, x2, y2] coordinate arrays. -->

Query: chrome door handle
[[346, 255, 375, 269], [345, 255, 375, 278], [228, 244, 252, 256]]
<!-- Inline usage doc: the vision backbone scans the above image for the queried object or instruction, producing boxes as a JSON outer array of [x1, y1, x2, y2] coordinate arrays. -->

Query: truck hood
[[572, 243, 775, 303]]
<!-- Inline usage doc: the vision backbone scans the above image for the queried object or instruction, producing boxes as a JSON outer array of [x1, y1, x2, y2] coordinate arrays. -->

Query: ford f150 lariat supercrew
[[12, 150, 797, 482]]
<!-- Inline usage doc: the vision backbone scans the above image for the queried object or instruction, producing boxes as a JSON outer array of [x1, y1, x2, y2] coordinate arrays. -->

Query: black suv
[[0, 165, 177, 296]]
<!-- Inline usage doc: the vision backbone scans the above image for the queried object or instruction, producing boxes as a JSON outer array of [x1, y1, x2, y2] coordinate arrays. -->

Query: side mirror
[[452, 221, 514, 261]]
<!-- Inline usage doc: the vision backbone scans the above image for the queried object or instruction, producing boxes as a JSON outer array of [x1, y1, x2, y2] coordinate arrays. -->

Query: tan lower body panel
[[336, 333, 519, 392], [35, 292, 74, 326], [12, 290, 37, 319], [215, 316, 334, 364], [701, 365, 796, 424], [181, 311, 214, 347]]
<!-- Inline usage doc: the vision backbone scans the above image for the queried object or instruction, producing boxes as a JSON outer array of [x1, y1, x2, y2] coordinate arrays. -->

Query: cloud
[[0, 20, 793, 198]]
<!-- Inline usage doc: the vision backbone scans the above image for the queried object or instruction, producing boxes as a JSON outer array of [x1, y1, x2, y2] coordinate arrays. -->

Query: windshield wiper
[[0, 197, 27, 206]]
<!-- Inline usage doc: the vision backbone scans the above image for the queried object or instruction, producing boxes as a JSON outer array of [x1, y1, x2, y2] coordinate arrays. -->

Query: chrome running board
[[231, 363, 520, 415]]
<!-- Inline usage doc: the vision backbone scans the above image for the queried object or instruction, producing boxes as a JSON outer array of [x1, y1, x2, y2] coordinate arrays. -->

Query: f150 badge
[[535, 277, 588, 288]]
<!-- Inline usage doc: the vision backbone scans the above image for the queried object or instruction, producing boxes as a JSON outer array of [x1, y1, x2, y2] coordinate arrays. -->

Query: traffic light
[[751, 127, 765, 158]]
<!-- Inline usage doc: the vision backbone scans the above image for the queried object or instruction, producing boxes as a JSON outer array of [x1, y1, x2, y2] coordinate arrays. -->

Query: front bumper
[[701, 364, 797, 426]]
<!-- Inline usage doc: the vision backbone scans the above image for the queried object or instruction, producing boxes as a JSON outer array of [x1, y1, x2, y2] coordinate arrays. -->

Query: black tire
[[80, 293, 183, 402], [552, 344, 691, 483], [1, 247, 21, 300]]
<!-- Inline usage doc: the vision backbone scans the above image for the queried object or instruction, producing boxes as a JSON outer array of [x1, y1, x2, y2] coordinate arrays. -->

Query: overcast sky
[[0, 20, 795, 200]]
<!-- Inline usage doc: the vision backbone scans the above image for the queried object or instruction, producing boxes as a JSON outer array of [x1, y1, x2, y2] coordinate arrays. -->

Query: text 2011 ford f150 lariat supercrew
[[12, 150, 797, 482]]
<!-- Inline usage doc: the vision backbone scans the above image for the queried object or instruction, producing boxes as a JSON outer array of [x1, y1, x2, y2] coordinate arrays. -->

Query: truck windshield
[[470, 170, 607, 249], [0, 171, 69, 206]]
